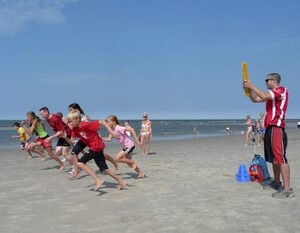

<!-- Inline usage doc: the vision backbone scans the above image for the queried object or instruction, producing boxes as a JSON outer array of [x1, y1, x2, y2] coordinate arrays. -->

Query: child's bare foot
[[137, 172, 146, 179], [69, 174, 79, 180], [27, 156, 33, 160], [130, 161, 137, 170], [94, 179, 104, 191], [113, 161, 119, 171], [117, 181, 127, 190], [59, 163, 66, 170]]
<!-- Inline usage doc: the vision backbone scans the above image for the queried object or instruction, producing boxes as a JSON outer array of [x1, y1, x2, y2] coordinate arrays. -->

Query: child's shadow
[[122, 172, 137, 179], [40, 165, 61, 170], [147, 152, 157, 155]]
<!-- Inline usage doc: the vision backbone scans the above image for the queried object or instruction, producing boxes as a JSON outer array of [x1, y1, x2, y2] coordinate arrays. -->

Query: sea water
[[1, 119, 298, 151]]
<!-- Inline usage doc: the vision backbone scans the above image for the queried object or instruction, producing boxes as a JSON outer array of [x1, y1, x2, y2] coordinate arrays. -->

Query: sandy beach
[[1, 129, 300, 233]]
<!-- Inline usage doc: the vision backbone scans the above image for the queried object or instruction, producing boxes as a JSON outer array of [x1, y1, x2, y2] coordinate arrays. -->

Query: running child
[[12, 122, 35, 159], [63, 110, 126, 191], [22, 111, 64, 167], [103, 115, 146, 179], [67, 103, 118, 178]]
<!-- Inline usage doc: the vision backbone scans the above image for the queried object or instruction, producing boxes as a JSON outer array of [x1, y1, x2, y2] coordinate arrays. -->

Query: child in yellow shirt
[[12, 122, 34, 159]]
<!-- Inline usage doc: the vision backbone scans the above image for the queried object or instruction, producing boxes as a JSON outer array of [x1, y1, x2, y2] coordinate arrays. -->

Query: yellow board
[[242, 62, 249, 96]]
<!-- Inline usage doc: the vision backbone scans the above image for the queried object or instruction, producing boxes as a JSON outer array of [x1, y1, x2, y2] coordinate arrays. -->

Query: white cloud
[[0, 0, 78, 35]]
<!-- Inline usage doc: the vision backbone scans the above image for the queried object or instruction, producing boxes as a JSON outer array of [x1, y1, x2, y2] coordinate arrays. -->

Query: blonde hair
[[67, 110, 81, 121]]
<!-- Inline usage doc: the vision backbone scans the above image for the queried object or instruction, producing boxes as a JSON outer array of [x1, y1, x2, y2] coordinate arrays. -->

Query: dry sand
[[1, 129, 300, 233]]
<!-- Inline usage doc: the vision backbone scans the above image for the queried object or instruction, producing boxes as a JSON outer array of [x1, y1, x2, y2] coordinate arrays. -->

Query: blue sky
[[1, 0, 299, 120]]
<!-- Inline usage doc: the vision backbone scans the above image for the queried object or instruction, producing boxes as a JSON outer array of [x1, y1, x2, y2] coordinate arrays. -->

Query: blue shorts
[[259, 128, 265, 135]]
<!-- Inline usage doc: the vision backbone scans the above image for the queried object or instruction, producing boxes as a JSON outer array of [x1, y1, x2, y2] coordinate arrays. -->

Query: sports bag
[[249, 154, 270, 181]]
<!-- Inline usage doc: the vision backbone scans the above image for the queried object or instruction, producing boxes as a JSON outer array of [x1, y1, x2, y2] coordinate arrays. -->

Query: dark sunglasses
[[265, 78, 274, 82]]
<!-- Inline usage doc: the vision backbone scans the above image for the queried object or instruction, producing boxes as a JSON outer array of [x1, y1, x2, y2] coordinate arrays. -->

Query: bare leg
[[273, 164, 281, 183], [26, 150, 33, 159], [26, 142, 45, 160], [46, 147, 65, 170], [126, 154, 145, 178], [23, 146, 33, 159], [115, 151, 137, 170], [280, 163, 291, 190], [69, 155, 79, 178], [56, 146, 63, 157], [140, 135, 146, 155], [62, 146, 71, 161], [77, 162, 103, 190], [143, 134, 151, 155], [104, 153, 118, 171], [103, 169, 126, 190], [33, 146, 47, 161]]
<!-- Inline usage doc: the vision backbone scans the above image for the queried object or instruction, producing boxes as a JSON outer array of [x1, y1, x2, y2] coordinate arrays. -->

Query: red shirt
[[265, 86, 288, 128], [47, 114, 72, 136], [71, 121, 105, 152]]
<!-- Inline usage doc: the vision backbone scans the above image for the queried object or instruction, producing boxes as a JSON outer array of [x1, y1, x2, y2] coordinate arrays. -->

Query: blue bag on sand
[[250, 154, 270, 181]]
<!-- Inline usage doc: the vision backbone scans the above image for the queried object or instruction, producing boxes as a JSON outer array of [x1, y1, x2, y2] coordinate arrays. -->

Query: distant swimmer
[[193, 126, 199, 134]]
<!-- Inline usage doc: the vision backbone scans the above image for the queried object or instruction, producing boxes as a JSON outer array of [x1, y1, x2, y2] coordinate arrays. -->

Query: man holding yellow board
[[243, 72, 294, 198]]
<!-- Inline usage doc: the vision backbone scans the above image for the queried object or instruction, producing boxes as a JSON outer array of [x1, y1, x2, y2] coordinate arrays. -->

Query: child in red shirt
[[64, 110, 126, 191]]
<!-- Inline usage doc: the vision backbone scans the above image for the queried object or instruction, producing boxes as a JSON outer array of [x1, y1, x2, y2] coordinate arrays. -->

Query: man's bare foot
[[94, 179, 104, 191], [117, 181, 127, 190]]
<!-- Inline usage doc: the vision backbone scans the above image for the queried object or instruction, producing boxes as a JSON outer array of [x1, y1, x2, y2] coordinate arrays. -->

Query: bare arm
[[46, 131, 63, 141], [243, 81, 272, 102], [61, 133, 76, 145], [148, 121, 152, 135], [98, 119, 116, 136], [126, 126, 140, 144], [101, 133, 113, 142], [22, 119, 37, 135]]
